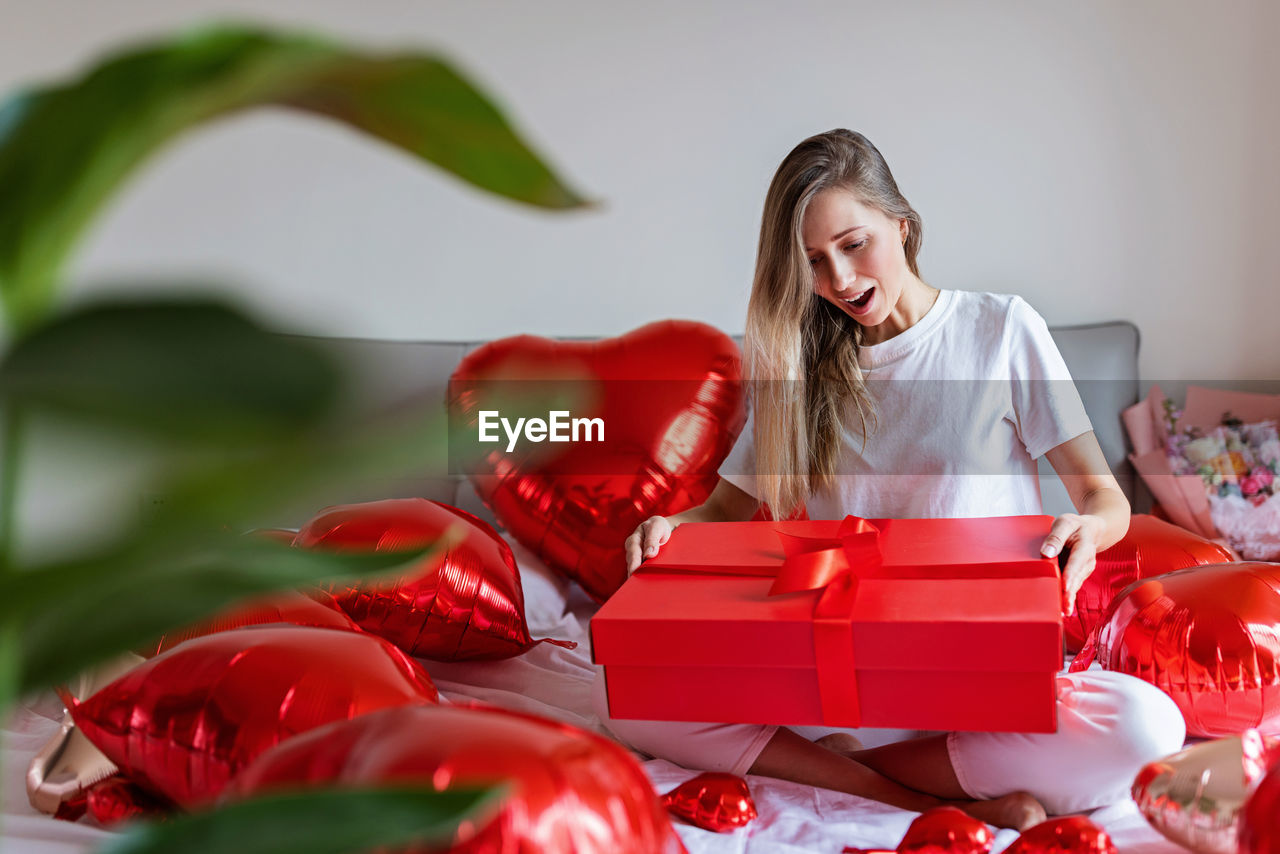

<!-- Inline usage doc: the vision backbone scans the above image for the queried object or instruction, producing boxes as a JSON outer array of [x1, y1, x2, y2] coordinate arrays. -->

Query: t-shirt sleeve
[[1006, 297, 1093, 459], [717, 404, 761, 499]]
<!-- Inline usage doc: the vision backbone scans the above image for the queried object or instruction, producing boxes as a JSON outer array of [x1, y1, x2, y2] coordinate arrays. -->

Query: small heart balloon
[[1070, 562, 1280, 737], [85, 776, 170, 826], [898, 806, 995, 854], [296, 498, 574, 660], [660, 772, 757, 833], [449, 320, 745, 601], [1132, 731, 1280, 854], [66, 625, 438, 807], [1241, 757, 1280, 854], [231, 703, 688, 854], [1003, 817, 1117, 854], [1066, 514, 1235, 651]]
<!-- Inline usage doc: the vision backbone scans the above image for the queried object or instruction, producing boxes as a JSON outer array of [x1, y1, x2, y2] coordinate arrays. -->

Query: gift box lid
[[592, 516, 1063, 673]]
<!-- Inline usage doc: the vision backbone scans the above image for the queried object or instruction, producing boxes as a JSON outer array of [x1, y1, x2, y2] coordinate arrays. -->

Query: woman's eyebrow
[[804, 225, 868, 251]]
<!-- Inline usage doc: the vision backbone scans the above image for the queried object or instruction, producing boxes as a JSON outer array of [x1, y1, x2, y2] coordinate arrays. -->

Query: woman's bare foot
[[815, 733, 864, 756], [957, 791, 1047, 831]]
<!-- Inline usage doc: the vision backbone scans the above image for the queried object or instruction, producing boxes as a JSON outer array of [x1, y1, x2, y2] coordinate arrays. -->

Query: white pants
[[592, 669, 1184, 815]]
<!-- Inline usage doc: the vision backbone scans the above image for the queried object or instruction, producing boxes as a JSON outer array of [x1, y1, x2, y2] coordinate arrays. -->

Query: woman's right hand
[[624, 516, 673, 575]]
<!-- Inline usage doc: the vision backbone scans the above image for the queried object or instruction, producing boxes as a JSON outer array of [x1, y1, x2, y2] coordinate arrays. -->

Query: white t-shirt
[[719, 289, 1092, 520]]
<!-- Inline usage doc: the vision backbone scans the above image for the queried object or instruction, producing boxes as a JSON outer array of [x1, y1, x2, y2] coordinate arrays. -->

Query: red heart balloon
[[897, 806, 994, 854], [231, 703, 688, 854], [296, 498, 574, 660], [661, 772, 757, 833], [66, 625, 438, 807], [145, 589, 358, 657], [1070, 562, 1280, 737], [1066, 515, 1235, 651], [1241, 759, 1280, 854], [1003, 817, 1117, 854], [449, 320, 745, 601]]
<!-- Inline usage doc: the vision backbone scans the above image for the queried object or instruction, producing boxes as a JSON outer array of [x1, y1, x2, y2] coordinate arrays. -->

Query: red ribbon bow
[[770, 516, 885, 596]]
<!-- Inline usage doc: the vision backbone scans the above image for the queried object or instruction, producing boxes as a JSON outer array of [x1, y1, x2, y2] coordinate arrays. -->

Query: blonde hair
[[744, 129, 923, 517]]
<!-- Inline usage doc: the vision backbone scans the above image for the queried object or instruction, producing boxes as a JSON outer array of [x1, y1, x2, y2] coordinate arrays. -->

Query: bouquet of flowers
[[1125, 386, 1280, 560]]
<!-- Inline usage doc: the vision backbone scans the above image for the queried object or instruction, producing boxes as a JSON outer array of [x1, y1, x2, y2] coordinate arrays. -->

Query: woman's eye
[[844, 240, 866, 252], [808, 256, 821, 266]]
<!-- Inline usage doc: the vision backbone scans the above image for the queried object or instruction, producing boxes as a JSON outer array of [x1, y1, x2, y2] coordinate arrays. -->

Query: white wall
[[2, 0, 1277, 383]]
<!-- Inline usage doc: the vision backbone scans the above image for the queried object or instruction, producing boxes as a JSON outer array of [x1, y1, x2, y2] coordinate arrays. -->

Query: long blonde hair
[[744, 129, 923, 517]]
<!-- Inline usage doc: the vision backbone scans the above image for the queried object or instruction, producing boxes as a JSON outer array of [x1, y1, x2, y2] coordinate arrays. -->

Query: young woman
[[600, 130, 1184, 830]]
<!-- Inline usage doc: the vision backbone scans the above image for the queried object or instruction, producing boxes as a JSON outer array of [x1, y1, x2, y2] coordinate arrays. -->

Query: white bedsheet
[[3, 530, 1183, 853]]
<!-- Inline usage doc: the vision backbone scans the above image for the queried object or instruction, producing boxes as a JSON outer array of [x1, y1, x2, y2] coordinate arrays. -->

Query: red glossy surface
[[897, 806, 994, 854], [296, 498, 572, 660], [1004, 817, 1117, 854], [449, 320, 745, 601], [66, 625, 438, 806], [145, 589, 357, 656], [232, 703, 688, 854], [1070, 562, 1280, 737], [85, 776, 170, 826], [661, 772, 757, 832], [1241, 759, 1280, 854], [1065, 515, 1234, 652]]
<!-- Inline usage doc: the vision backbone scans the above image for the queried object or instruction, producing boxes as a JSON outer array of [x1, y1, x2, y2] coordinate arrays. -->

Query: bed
[[3, 319, 1186, 853]]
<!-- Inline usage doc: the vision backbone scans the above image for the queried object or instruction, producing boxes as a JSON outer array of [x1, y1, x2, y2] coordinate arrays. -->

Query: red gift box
[[591, 516, 1064, 733]]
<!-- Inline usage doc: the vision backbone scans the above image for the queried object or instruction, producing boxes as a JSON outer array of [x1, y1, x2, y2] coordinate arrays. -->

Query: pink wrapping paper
[[1124, 385, 1280, 540]]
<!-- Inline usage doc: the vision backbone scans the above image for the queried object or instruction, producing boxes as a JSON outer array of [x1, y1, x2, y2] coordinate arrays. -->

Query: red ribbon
[[769, 516, 889, 726]]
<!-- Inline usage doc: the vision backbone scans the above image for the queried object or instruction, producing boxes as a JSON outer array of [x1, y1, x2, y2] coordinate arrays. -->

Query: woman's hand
[[625, 516, 673, 575], [1044, 432, 1132, 617], [1041, 513, 1106, 616]]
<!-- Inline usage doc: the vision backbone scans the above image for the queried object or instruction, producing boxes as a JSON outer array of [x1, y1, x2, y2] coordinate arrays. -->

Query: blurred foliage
[[0, 21, 586, 333], [0, 20, 589, 853], [97, 785, 503, 854]]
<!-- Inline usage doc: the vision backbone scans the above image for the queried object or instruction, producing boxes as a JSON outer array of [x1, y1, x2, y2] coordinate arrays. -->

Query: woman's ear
[[899, 218, 908, 245]]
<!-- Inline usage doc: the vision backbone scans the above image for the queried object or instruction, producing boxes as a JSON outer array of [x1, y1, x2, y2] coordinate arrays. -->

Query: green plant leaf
[[0, 21, 588, 332], [7, 532, 449, 695], [96, 785, 502, 854], [0, 296, 340, 444]]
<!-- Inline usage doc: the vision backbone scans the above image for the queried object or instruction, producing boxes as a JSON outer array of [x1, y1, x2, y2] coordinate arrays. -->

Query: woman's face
[[802, 188, 910, 333]]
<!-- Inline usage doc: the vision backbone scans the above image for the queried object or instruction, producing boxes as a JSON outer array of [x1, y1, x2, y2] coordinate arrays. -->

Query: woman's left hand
[[1040, 513, 1107, 617]]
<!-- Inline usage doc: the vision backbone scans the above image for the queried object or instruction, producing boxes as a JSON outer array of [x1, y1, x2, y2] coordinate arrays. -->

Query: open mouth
[[844, 287, 874, 311]]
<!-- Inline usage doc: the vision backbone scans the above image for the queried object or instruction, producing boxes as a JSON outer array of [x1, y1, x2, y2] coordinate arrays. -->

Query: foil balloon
[[898, 806, 995, 854], [85, 776, 171, 826], [1241, 756, 1280, 854], [65, 625, 438, 807], [1003, 817, 1117, 854], [1132, 730, 1280, 854], [449, 320, 745, 601], [1065, 514, 1235, 651], [1070, 562, 1280, 737], [145, 589, 358, 656], [295, 498, 574, 660], [661, 772, 757, 832], [231, 703, 688, 854]]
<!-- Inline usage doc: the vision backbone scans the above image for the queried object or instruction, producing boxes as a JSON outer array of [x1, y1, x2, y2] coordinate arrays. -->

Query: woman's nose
[[828, 258, 856, 296]]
